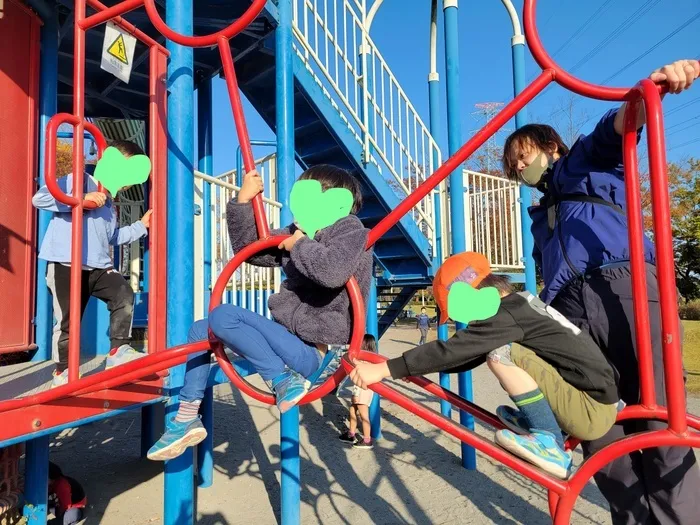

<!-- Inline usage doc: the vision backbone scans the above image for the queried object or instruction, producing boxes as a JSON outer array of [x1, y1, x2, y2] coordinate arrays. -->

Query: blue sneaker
[[496, 405, 531, 435], [495, 429, 573, 479], [269, 370, 311, 414], [147, 417, 207, 461]]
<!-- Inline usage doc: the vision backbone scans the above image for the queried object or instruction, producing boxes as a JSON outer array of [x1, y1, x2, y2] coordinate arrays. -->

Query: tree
[[639, 158, 700, 302], [547, 93, 593, 146], [56, 140, 73, 178]]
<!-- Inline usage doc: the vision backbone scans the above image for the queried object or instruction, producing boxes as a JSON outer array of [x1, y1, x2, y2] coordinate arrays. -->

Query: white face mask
[[519, 152, 552, 187]]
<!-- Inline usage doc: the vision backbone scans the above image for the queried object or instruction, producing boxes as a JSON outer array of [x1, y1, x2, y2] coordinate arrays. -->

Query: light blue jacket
[[32, 174, 147, 269]]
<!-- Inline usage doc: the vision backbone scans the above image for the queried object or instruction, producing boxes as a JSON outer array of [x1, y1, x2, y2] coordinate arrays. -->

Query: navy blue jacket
[[529, 109, 656, 303]]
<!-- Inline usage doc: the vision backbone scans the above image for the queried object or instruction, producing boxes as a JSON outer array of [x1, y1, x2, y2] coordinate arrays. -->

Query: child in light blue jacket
[[33, 140, 152, 387]]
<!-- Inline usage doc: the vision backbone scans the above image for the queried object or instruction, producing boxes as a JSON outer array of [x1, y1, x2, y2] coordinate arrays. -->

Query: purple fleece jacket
[[227, 201, 373, 345]]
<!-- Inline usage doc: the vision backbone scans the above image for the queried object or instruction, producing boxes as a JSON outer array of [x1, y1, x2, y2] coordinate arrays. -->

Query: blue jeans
[[179, 304, 321, 403]]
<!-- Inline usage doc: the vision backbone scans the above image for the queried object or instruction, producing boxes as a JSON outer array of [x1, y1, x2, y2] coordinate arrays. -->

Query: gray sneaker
[[105, 344, 145, 370]]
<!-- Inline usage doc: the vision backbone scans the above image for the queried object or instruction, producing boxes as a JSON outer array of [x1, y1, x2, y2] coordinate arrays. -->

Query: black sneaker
[[353, 438, 374, 450], [338, 431, 359, 444]]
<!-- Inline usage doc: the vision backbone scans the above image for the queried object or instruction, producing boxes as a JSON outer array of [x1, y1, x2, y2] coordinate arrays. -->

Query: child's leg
[[46, 263, 92, 373], [89, 268, 134, 350], [175, 319, 214, 421], [348, 402, 359, 435], [208, 304, 320, 380], [510, 345, 618, 442], [487, 345, 564, 448], [147, 319, 210, 461], [356, 404, 372, 442]]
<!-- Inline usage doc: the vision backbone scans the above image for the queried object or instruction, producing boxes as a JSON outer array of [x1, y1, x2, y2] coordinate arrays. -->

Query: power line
[[666, 96, 700, 116], [550, 0, 614, 59], [666, 114, 700, 131], [602, 11, 700, 85], [569, 0, 660, 74], [667, 120, 700, 138], [668, 136, 700, 151]]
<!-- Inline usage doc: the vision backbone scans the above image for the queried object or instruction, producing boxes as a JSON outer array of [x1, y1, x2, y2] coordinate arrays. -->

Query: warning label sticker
[[107, 34, 129, 65], [100, 22, 136, 83]]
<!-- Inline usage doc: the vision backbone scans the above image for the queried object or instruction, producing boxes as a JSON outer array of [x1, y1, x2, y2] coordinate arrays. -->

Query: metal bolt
[[103, 401, 110, 409], [33, 419, 42, 429]]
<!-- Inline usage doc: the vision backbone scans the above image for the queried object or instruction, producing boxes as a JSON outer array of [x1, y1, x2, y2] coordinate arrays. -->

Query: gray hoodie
[[227, 201, 373, 345]]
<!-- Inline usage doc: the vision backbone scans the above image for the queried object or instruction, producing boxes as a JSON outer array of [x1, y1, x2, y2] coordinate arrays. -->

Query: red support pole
[[217, 37, 269, 239], [640, 81, 687, 434], [148, 46, 169, 355], [67, 0, 88, 383], [622, 93, 657, 408]]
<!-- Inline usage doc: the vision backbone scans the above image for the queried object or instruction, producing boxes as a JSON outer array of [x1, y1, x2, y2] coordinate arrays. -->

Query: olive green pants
[[510, 344, 617, 441]]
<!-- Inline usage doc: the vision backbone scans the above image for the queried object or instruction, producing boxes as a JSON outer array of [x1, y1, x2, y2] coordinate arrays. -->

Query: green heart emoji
[[447, 282, 501, 324], [93, 146, 151, 196], [289, 179, 353, 239]]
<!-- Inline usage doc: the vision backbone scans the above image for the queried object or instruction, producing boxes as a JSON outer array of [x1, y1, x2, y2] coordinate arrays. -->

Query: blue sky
[[209, 0, 700, 176]]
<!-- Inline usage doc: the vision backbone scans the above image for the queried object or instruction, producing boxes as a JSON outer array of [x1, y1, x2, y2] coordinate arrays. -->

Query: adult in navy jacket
[[502, 59, 700, 525]]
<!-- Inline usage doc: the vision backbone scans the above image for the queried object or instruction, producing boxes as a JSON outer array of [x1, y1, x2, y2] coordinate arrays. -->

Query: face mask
[[519, 152, 552, 187]]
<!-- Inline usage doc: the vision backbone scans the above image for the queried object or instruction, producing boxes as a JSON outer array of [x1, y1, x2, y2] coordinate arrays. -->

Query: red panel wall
[[0, 0, 40, 353]]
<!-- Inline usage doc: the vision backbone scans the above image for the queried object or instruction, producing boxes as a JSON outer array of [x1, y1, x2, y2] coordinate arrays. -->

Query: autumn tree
[[639, 158, 700, 301], [56, 141, 73, 178]]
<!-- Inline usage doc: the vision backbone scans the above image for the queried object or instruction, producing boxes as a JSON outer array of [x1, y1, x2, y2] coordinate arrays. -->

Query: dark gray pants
[[47, 263, 134, 370], [551, 263, 700, 525]]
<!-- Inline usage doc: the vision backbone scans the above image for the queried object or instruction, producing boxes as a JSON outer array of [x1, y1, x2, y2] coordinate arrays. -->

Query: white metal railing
[[463, 170, 524, 269], [194, 154, 282, 320], [291, 0, 442, 253]]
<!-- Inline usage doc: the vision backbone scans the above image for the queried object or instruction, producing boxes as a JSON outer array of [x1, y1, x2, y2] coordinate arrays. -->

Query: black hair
[[110, 139, 145, 157], [361, 334, 377, 353], [476, 273, 514, 295], [298, 164, 363, 214], [502, 124, 570, 181]]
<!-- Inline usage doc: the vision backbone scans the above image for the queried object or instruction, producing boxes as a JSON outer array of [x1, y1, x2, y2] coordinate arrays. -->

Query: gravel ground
[[47, 326, 700, 525]]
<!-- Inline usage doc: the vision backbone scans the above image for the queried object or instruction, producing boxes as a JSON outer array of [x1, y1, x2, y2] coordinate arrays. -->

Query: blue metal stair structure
[[227, 6, 434, 335]]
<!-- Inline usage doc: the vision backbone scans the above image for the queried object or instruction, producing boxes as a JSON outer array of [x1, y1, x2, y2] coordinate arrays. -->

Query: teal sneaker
[[496, 405, 531, 435], [495, 429, 573, 479], [269, 370, 311, 414], [147, 417, 207, 461]]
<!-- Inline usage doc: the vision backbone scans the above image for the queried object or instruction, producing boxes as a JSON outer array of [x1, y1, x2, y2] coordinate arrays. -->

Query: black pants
[[46, 263, 134, 370], [551, 263, 700, 525]]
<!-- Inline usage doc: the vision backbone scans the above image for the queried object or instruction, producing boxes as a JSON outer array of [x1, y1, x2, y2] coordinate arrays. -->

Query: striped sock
[[511, 388, 564, 449], [175, 400, 201, 423]]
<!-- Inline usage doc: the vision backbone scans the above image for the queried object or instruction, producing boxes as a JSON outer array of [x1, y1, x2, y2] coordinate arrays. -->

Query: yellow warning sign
[[107, 34, 129, 65]]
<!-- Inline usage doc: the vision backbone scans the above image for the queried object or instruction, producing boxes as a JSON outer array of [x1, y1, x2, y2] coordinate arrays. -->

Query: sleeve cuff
[[386, 356, 410, 379]]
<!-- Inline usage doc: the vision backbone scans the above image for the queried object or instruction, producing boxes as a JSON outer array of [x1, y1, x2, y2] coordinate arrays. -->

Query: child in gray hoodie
[[148, 165, 373, 461]]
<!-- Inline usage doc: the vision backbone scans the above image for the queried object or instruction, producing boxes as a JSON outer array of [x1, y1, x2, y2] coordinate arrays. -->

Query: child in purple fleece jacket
[[148, 165, 373, 461]]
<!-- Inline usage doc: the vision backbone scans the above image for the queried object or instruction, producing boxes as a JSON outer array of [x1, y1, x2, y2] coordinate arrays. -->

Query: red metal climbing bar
[[367, 70, 554, 247], [218, 37, 269, 239], [81, 0, 144, 31], [622, 91, 657, 409], [142, 0, 267, 48], [640, 81, 687, 434]]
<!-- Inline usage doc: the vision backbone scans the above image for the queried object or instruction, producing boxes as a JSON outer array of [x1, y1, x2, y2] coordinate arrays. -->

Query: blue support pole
[[23, 436, 50, 525], [428, 35, 451, 419], [277, 1, 300, 524], [197, 78, 215, 489], [511, 39, 536, 294], [444, 0, 476, 470], [164, 0, 195, 522], [31, 2, 58, 363], [366, 271, 382, 439]]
